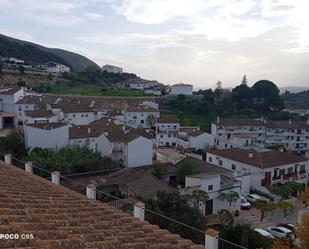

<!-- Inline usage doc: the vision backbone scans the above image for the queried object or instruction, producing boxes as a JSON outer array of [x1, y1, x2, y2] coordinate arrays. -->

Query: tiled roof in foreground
[[0, 162, 204, 249]]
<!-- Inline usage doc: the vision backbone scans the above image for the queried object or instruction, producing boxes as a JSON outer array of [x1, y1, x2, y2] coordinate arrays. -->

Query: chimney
[[248, 152, 254, 159], [87, 127, 91, 134], [289, 119, 292, 125]]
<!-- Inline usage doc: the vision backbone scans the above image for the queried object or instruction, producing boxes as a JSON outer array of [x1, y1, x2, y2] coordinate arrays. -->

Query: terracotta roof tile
[[24, 110, 56, 118], [0, 163, 203, 249], [209, 148, 307, 168], [26, 122, 68, 130]]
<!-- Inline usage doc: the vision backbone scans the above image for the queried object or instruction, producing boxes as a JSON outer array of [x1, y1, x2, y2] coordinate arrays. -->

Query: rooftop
[[0, 162, 203, 249], [24, 110, 57, 118], [209, 148, 307, 168], [215, 118, 264, 126], [26, 122, 68, 130]]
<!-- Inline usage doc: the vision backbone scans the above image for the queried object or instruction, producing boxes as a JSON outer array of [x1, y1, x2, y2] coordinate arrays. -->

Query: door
[[205, 199, 213, 215]]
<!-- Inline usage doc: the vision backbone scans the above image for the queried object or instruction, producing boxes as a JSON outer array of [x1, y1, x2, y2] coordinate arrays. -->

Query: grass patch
[[179, 112, 217, 132]]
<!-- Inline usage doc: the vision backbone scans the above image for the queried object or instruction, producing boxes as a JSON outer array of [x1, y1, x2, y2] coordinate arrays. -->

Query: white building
[[9, 57, 24, 64], [24, 123, 70, 150], [0, 87, 24, 113], [170, 83, 193, 95], [207, 148, 309, 195], [178, 128, 215, 150], [62, 106, 95, 125], [156, 115, 180, 147], [212, 117, 309, 152], [178, 157, 241, 215], [124, 105, 160, 128], [69, 125, 112, 156], [24, 110, 58, 124], [212, 117, 266, 148], [265, 120, 309, 152], [41, 62, 70, 73], [106, 127, 153, 168], [102, 64, 123, 74]]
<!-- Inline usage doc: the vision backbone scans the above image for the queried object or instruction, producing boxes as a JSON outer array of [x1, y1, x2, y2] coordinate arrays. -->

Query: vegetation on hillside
[[0, 34, 99, 71], [168, 77, 286, 131], [282, 90, 309, 109], [0, 131, 27, 158], [35, 82, 145, 97], [0, 36, 68, 66]]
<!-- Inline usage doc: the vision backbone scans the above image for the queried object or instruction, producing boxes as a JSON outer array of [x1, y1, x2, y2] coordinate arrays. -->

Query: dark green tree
[[176, 161, 194, 186], [18, 65, 25, 74], [218, 191, 240, 207]]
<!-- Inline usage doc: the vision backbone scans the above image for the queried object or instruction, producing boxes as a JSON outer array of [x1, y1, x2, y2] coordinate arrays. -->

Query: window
[[219, 160, 223, 166], [81, 114, 84, 117], [141, 120, 144, 124], [18, 106, 21, 111], [25, 106, 28, 109], [209, 157, 213, 163], [208, 185, 213, 191], [73, 114, 76, 118], [85, 114, 88, 117], [232, 164, 236, 170]]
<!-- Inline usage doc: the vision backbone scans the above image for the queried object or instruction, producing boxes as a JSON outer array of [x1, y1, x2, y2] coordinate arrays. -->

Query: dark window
[[208, 185, 213, 191], [232, 164, 236, 170], [209, 157, 213, 163]]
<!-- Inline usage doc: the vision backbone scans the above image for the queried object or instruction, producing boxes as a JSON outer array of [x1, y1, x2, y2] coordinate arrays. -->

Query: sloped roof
[[0, 162, 203, 249], [0, 87, 21, 95], [209, 148, 307, 168], [175, 157, 231, 176], [24, 110, 57, 118], [26, 122, 67, 130], [266, 120, 309, 129], [215, 118, 264, 126]]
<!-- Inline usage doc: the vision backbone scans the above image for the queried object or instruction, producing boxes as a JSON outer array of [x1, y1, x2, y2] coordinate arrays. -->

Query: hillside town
[[1, 2, 309, 248], [0, 83, 309, 248]]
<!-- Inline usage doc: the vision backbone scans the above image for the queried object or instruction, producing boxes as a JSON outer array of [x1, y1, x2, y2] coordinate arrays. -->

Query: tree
[[254, 200, 277, 222], [47, 73, 53, 80], [152, 163, 165, 179], [17, 80, 27, 87], [27, 146, 113, 175], [146, 114, 156, 128], [218, 191, 240, 207], [300, 187, 309, 207], [277, 201, 295, 221], [298, 213, 309, 249], [0, 131, 27, 158], [252, 80, 284, 111], [241, 74, 247, 85], [176, 161, 194, 186], [145, 190, 208, 233], [18, 65, 25, 74], [186, 190, 209, 209]]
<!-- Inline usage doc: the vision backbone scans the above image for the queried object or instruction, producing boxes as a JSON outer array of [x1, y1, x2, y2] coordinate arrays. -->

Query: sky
[[0, 0, 309, 89]]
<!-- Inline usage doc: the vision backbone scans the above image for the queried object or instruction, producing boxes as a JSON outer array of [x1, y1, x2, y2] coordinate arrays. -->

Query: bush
[[27, 146, 113, 175]]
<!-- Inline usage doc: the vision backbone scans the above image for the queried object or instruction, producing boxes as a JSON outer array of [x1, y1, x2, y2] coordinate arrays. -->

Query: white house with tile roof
[[207, 148, 309, 195], [24, 123, 70, 150], [0, 87, 24, 113]]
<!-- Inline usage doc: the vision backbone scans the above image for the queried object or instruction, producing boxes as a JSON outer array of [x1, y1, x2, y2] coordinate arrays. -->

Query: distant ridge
[[0, 34, 100, 72], [279, 86, 309, 94]]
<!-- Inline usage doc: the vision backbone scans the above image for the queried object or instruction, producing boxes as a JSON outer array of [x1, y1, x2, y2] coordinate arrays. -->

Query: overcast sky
[[1, 0, 309, 89]]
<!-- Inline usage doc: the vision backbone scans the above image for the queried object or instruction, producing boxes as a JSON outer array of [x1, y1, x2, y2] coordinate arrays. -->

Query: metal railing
[[0, 152, 247, 249]]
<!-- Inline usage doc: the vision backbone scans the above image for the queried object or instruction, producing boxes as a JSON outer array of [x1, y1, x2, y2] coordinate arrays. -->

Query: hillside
[[0, 34, 99, 71], [282, 90, 309, 109]]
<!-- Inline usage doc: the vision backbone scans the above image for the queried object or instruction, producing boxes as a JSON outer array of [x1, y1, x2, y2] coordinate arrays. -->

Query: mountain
[[0, 34, 99, 71], [279, 86, 309, 94]]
